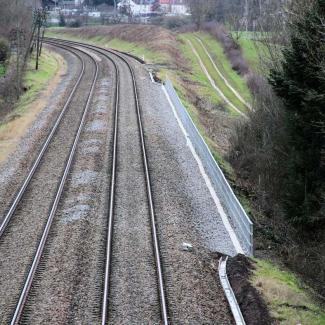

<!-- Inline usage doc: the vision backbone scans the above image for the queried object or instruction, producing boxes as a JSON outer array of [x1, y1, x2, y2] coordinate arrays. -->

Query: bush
[[0, 38, 9, 63], [151, 16, 191, 30], [59, 13, 66, 27], [202, 22, 250, 76], [68, 19, 82, 28]]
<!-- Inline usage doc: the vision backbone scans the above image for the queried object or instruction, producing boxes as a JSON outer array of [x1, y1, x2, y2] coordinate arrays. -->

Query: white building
[[118, 0, 188, 16], [159, 0, 188, 15], [118, 0, 152, 16]]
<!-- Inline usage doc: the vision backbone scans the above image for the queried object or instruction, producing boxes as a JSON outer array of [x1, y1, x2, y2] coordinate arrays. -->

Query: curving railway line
[[0, 39, 169, 324], [0, 42, 98, 324], [47, 38, 169, 325]]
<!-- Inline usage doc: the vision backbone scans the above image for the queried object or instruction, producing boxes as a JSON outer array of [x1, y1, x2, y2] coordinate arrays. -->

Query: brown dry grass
[[0, 50, 66, 163], [58, 24, 186, 69]]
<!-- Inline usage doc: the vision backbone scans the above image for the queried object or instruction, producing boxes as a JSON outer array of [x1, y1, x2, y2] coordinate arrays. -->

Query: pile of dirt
[[227, 254, 274, 325], [58, 24, 185, 69]]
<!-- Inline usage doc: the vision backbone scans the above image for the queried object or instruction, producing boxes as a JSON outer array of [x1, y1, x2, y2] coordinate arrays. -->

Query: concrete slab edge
[[219, 257, 246, 325]]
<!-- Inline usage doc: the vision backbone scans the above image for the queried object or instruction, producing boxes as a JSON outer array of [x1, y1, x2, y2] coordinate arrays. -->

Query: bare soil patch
[[227, 254, 274, 325]]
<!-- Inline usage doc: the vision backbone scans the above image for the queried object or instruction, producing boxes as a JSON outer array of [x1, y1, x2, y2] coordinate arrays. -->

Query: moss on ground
[[253, 259, 325, 325]]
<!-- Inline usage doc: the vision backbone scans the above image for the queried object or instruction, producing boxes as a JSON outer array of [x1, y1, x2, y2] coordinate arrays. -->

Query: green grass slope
[[253, 259, 325, 325]]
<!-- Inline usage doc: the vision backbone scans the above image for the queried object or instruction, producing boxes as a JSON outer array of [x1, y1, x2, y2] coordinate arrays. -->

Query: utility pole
[[36, 14, 41, 70], [34, 9, 47, 70], [16, 0, 20, 98], [39, 28, 45, 56]]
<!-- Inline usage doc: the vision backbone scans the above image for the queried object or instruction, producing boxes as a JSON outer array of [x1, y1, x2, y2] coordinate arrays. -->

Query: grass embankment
[[197, 33, 252, 103], [0, 49, 63, 162], [46, 25, 174, 65], [239, 37, 261, 72], [253, 259, 325, 324], [237, 32, 275, 74], [0, 63, 5, 76], [182, 33, 249, 115], [47, 30, 161, 64]]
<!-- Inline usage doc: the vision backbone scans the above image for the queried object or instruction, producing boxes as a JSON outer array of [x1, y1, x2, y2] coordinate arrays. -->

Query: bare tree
[[0, 0, 40, 104], [186, 0, 215, 29]]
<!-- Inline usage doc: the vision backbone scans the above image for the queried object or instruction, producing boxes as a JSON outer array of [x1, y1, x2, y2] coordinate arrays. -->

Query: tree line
[[0, 0, 41, 115]]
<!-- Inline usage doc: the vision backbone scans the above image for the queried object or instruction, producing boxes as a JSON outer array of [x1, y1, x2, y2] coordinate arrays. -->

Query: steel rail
[[9, 42, 99, 325], [0, 44, 85, 238], [46, 38, 169, 325]]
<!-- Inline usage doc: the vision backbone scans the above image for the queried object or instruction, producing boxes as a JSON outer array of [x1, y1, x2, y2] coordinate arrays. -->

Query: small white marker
[[181, 242, 193, 252]]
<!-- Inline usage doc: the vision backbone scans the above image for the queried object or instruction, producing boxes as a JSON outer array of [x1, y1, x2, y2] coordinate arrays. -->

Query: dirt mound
[[227, 254, 274, 325], [58, 24, 184, 68]]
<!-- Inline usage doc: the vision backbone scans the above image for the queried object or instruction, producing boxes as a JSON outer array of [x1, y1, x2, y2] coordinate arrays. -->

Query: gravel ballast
[[21, 49, 115, 324], [0, 41, 243, 324], [132, 59, 236, 323], [0, 47, 97, 324]]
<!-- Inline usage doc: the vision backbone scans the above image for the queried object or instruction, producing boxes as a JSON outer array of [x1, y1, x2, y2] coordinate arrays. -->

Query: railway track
[[48, 38, 169, 324], [0, 39, 169, 324], [0, 43, 98, 324]]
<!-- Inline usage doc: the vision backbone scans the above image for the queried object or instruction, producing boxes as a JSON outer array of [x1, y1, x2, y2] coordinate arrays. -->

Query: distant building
[[118, 0, 188, 16], [42, 0, 85, 8], [117, 0, 153, 16], [159, 0, 188, 15]]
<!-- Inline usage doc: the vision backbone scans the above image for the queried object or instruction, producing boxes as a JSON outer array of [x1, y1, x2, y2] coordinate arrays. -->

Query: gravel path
[[196, 37, 252, 110], [0, 48, 96, 324]]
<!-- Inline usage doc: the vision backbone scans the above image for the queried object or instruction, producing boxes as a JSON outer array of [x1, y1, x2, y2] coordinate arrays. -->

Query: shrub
[[151, 16, 191, 30], [59, 13, 66, 27], [68, 19, 82, 28], [0, 38, 9, 63], [202, 22, 250, 76]]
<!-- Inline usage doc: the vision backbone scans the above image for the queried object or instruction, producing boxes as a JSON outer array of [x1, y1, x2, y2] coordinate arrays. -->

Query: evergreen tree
[[59, 12, 66, 26], [269, 0, 325, 226]]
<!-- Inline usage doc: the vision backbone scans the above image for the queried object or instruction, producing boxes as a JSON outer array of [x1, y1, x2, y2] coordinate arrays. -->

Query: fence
[[164, 80, 253, 256]]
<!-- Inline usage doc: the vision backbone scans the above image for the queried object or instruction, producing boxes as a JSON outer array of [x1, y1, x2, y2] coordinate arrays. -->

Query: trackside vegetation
[[253, 259, 325, 324], [0, 49, 61, 161], [269, 0, 325, 226]]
